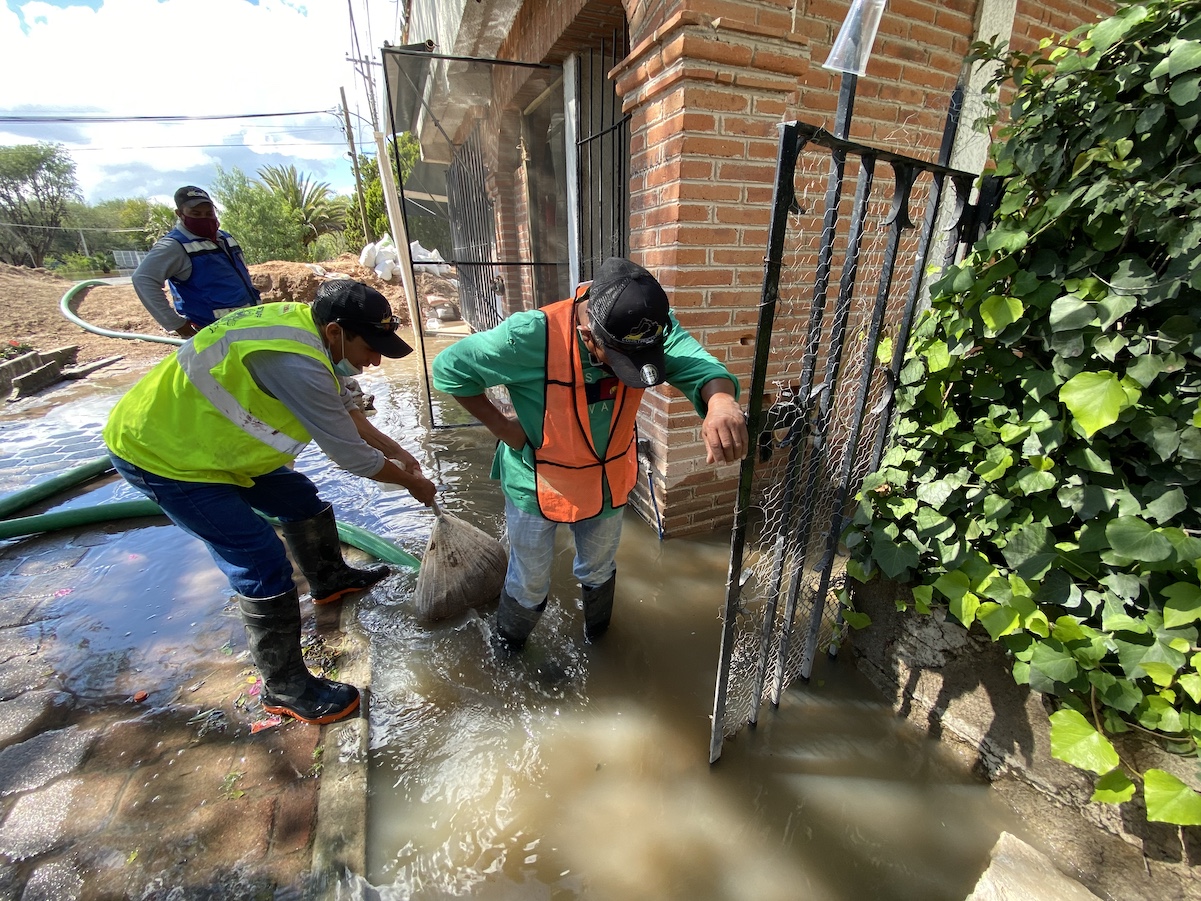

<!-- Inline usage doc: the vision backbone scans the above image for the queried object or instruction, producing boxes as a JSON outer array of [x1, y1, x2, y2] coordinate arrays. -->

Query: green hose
[[0, 456, 115, 519], [0, 455, 421, 570], [60, 280, 183, 346], [0, 497, 422, 569], [333, 520, 421, 569], [0, 499, 165, 539]]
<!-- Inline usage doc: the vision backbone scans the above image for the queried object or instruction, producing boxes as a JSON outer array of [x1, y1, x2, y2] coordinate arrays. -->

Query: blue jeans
[[108, 454, 325, 598], [503, 498, 623, 609]]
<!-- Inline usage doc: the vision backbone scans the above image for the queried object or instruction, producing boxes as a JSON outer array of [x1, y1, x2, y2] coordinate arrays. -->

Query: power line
[[0, 221, 144, 232], [0, 110, 336, 124], [63, 142, 355, 152]]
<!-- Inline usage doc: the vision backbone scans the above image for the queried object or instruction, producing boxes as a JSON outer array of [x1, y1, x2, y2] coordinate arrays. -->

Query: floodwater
[[0, 337, 1019, 900]]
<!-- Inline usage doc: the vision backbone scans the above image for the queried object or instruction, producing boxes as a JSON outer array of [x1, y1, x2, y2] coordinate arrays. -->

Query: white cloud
[[0, 0, 388, 203]]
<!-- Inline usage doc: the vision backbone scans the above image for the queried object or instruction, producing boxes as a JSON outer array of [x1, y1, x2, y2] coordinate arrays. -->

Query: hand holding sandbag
[[384, 457, 437, 507]]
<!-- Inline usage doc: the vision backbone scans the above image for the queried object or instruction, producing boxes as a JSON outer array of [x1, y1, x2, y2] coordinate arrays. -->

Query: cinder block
[[10, 362, 64, 399]]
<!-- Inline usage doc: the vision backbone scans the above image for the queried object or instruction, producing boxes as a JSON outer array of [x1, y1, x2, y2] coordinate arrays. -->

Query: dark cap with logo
[[586, 257, 672, 388], [312, 279, 413, 359], [173, 186, 212, 211]]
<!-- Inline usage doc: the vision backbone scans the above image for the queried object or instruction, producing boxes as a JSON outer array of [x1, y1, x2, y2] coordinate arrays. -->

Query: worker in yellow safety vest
[[104, 280, 436, 724]]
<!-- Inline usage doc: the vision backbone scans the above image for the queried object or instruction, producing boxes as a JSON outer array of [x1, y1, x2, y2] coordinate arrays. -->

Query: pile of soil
[[0, 255, 452, 371]]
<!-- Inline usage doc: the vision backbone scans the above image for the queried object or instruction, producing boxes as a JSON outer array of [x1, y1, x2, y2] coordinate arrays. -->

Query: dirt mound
[[0, 263, 169, 368], [0, 254, 449, 373], [248, 255, 415, 324]]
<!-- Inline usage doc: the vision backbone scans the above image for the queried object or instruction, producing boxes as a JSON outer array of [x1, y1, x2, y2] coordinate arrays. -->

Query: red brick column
[[615, 3, 809, 536], [611, 0, 1113, 536]]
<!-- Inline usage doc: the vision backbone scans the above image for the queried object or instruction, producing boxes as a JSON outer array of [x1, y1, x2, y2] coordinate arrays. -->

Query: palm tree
[[258, 164, 349, 246]]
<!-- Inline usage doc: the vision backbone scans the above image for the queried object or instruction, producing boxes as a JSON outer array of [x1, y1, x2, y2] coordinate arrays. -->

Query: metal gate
[[381, 45, 567, 343], [572, 27, 631, 282], [709, 112, 999, 762]]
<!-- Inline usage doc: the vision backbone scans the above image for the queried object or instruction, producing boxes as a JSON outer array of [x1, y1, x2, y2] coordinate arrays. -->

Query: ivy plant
[[844, 0, 1201, 826]]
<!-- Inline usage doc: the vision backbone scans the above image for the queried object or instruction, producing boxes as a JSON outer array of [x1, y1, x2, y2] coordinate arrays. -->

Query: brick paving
[[0, 517, 369, 900]]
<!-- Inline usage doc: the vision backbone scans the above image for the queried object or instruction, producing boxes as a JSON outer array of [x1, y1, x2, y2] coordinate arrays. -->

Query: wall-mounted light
[[823, 0, 887, 77]]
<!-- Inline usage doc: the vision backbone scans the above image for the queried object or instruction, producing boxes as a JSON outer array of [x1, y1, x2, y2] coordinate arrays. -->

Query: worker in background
[[103, 280, 437, 724], [131, 185, 261, 338], [432, 256, 748, 655]]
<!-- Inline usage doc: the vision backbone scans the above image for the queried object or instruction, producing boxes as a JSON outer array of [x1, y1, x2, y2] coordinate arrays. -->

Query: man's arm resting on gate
[[699, 378, 748, 465]]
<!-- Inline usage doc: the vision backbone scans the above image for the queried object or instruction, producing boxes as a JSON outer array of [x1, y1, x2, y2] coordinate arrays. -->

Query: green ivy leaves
[[847, 0, 1201, 827], [1060, 372, 1140, 436], [1050, 709, 1120, 773], [1051, 711, 1201, 822]]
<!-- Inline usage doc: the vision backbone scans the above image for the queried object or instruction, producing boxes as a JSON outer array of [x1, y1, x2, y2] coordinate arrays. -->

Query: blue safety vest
[[165, 227, 261, 326]]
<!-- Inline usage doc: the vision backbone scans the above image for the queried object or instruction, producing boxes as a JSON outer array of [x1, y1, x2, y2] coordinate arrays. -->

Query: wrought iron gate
[[573, 27, 631, 282], [709, 116, 998, 762]]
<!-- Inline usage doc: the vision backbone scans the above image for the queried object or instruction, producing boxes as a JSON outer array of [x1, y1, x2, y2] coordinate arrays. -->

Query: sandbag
[[413, 502, 507, 622]]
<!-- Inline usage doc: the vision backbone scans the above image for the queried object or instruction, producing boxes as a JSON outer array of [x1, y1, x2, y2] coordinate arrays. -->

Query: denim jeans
[[503, 497, 623, 609], [108, 453, 326, 598]]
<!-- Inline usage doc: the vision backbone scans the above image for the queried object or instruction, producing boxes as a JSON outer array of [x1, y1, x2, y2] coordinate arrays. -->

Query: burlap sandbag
[[413, 503, 507, 621]]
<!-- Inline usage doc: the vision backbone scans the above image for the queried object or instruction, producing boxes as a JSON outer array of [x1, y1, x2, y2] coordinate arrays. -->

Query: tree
[[258, 164, 349, 247], [343, 134, 451, 256], [0, 142, 80, 267], [97, 197, 175, 247], [211, 166, 307, 264]]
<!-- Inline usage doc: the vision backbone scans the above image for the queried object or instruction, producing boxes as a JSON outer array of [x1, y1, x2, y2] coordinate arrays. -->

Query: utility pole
[[346, 54, 380, 130], [340, 86, 373, 243]]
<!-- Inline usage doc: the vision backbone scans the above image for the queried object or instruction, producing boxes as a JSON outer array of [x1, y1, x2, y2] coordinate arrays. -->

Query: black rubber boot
[[494, 589, 546, 656], [238, 589, 360, 725], [582, 573, 616, 642], [281, 504, 390, 605]]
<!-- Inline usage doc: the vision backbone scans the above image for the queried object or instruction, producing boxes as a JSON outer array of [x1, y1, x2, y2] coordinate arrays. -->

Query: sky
[[0, 0, 399, 207]]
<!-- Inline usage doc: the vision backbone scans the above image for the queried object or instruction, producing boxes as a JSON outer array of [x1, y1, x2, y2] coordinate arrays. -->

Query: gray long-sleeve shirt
[[244, 350, 386, 478]]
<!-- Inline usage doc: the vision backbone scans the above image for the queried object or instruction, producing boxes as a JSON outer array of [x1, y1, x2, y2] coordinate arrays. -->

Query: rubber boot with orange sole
[[238, 589, 360, 724], [281, 504, 390, 605]]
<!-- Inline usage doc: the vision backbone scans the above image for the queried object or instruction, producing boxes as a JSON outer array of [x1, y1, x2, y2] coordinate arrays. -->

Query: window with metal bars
[[573, 27, 631, 284]]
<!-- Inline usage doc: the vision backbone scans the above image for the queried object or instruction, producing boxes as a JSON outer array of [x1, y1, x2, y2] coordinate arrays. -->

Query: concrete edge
[[308, 598, 370, 899]]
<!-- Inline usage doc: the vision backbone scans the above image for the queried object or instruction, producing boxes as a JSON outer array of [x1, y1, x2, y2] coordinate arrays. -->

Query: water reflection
[[352, 342, 1015, 901], [0, 342, 1016, 900]]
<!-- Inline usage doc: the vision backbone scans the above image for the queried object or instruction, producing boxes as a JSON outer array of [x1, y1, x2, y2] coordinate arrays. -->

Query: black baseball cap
[[312, 279, 413, 359], [586, 257, 672, 387], [174, 185, 212, 210]]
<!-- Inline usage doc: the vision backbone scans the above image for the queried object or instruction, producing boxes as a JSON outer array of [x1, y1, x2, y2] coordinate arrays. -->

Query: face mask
[[333, 330, 362, 377], [182, 215, 219, 241]]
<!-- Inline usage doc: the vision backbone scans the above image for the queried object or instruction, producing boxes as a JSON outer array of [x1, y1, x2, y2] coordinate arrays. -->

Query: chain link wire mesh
[[711, 119, 990, 762]]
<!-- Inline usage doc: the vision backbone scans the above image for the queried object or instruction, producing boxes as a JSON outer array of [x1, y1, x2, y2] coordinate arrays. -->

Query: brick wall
[[1011, 0, 1114, 54], [612, 4, 807, 535], [496, 0, 1116, 537]]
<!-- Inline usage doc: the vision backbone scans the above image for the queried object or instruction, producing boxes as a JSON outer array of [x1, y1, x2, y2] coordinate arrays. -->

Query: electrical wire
[[0, 222, 143, 232], [63, 142, 351, 152], [0, 110, 336, 124]]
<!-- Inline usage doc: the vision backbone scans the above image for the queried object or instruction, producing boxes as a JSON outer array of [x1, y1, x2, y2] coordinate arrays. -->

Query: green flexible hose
[[59, 280, 183, 346], [0, 499, 165, 539], [0, 455, 421, 569], [0, 456, 115, 519]]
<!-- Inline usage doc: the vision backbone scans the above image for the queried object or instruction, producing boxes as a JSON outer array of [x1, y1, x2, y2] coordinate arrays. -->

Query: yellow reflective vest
[[103, 302, 337, 486]]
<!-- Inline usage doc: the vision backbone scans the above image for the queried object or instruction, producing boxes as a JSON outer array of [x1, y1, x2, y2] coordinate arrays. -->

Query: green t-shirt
[[431, 307, 739, 516]]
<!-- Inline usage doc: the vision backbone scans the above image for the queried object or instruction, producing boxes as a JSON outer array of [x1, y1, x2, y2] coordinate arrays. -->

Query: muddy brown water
[[0, 337, 1019, 900]]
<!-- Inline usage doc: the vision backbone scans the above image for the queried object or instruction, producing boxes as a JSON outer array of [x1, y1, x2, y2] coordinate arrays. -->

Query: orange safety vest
[[534, 293, 644, 522]]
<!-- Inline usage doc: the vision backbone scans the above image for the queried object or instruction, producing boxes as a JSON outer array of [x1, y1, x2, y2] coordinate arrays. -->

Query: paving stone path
[[0, 511, 368, 900]]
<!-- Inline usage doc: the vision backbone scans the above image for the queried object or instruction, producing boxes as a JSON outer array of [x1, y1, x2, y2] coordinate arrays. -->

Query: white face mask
[[332, 329, 362, 377]]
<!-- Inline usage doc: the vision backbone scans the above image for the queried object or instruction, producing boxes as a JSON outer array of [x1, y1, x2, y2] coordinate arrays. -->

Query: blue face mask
[[332, 330, 362, 377]]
